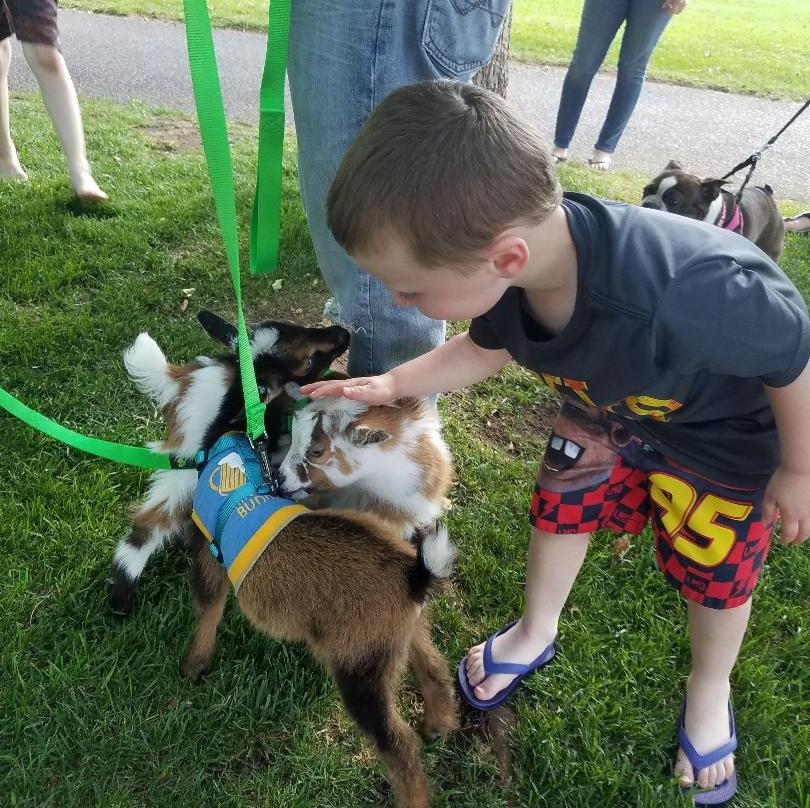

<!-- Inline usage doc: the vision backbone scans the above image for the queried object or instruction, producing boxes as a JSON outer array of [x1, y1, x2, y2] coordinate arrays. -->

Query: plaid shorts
[[530, 403, 773, 609], [1, 0, 60, 47]]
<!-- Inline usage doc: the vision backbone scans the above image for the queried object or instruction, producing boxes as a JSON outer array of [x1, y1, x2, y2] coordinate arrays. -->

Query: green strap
[[183, 0, 282, 440], [0, 2, 290, 467], [250, 0, 292, 275], [0, 388, 181, 470]]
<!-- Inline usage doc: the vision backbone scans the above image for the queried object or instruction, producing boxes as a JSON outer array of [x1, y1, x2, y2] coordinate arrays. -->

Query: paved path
[[9, 9, 810, 201]]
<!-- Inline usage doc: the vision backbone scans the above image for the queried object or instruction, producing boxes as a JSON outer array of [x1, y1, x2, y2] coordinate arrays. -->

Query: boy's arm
[[300, 330, 511, 404], [763, 359, 810, 545]]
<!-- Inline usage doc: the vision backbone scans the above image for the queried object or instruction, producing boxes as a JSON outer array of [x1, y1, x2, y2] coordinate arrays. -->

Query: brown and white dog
[[641, 160, 785, 261]]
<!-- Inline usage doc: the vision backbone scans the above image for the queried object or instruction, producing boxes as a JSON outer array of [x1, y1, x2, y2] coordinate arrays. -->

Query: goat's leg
[[180, 544, 230, 681], [333, 654, 430, 808], [408, 615, 459, 740], [107, 469, 196, 616]]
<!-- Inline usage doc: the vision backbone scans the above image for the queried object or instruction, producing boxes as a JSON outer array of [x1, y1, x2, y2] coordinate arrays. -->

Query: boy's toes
[[464, 646, 485, 686], [674, 747, 694, 787], [675, 747, 735, 790]]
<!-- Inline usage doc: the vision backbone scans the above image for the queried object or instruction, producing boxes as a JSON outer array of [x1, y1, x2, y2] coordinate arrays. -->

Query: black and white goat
[[107, 312, 350, 615]]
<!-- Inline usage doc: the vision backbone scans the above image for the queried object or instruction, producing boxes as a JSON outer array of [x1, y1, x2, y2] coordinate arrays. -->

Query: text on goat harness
[[0, 0, 292, 473]]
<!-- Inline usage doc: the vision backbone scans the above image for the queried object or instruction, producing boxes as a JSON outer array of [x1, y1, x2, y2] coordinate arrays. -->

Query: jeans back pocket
[[422, 0, 511, 80]]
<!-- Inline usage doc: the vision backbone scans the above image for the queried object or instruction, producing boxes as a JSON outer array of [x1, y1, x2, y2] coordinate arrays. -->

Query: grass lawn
[[1, 95, 809, 808], [61, 0, 810, 101]]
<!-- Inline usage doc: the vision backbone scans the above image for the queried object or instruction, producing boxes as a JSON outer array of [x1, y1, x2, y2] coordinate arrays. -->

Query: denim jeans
[[288, 0, 509, 376], [554, 0, 671, 155]]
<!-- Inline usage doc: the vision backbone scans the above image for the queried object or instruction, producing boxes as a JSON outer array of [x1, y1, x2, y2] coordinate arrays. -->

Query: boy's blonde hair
[[327, 80, 562, 268]]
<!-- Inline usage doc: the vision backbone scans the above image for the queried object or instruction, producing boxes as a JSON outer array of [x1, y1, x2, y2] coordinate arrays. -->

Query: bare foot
[[0, 152, 28, 181], [70, 169, 108, 202], [588, 149, 612, 172], [673, 677, 735, 791], [464, 619, 555, 702]]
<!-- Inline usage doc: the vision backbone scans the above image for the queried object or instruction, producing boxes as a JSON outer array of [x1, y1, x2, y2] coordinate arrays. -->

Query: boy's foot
[[0, 153, 28, 181], [463, 619, 556, 703], [552, 146, 569, 163], [69, 169, 108, 202], [674, 677, 736, 793], [588, 149, 612, 172]]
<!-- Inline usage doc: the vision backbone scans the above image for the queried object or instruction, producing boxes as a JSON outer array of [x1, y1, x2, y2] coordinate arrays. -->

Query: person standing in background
[[553, 0, 687, 172], [287, 0, 510, 377], [0, 0, 106, 200]]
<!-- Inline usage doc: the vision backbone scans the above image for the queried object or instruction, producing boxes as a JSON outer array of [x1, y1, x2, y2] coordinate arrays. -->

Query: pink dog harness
[[715, 191, 744, 234]]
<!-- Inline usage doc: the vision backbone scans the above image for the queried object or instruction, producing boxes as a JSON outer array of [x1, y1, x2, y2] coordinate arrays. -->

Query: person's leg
[[288, 0, 508, 376], [19, 41, 106, 200], [0, 35, 26, 179], [464, 404, 651, 701], [464, 528, 589, 701], [649, 455, 773, 795], [673, 599, 749, 790], [553, 0, 628, 160], [591, 0, 671, 162]]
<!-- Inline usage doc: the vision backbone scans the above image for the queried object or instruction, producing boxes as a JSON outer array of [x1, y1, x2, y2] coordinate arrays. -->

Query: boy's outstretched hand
[[762, 467, 810, 545], [299, 373, 397, 405]]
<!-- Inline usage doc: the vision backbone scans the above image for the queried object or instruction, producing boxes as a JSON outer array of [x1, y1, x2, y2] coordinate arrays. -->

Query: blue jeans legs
[[554, 0, 671, 155], [288, 0, 509, 376]]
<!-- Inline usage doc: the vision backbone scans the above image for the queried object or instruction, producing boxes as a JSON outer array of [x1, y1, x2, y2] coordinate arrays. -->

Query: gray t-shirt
[[469, 193, 810, 486]]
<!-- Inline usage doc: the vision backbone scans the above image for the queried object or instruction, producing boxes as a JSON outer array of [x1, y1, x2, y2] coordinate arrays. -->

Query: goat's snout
[[277, 464, 307, 500]]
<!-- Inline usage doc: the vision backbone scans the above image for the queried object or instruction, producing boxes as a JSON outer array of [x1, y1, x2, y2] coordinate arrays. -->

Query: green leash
[[0, 0, 291, 470]]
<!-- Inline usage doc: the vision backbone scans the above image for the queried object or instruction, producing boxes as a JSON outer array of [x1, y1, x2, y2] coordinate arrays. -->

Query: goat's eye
[[302, 357, 313, 371], [306, 447, 324, 459]]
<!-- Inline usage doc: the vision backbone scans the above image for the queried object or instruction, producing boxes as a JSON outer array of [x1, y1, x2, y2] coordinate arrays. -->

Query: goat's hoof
[[180, 653, 211, 682], [420, 708, 459, 740], [107, 570, 136, 617]]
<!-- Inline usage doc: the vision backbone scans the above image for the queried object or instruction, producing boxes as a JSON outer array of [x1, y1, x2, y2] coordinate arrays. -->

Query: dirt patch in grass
[[140, 117, 256, 153], [139, 119, 202, 153], [448, 389, 560, 457]]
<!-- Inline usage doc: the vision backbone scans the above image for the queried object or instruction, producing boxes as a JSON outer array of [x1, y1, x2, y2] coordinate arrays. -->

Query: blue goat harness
[[192, 434, 307, 591]]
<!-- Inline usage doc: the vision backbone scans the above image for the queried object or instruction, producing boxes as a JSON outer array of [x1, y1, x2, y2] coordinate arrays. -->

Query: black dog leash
[[721, 98, 809, 203]]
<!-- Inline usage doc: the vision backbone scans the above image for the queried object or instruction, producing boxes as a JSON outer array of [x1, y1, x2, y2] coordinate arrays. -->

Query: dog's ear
[[665, 159, 682, 171], [699, 178, 726, 201], [197, 310, 238, 349]]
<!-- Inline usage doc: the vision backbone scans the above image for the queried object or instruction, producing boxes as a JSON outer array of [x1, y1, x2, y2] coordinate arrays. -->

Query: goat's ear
[[197, 310, 238, 349], [349, 425, 390, 446], [665, 159, 682, 171], [700, 178, 726, 201]]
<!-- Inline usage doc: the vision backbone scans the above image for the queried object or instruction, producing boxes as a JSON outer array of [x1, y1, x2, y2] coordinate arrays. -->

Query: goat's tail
[[123, 333, 179, 408], [409, 524, 457, 602]]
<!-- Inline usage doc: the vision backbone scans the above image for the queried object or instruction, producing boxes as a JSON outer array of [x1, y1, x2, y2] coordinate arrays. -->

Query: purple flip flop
[[678, 699, 738, 806], [457, 620, 556, 711]]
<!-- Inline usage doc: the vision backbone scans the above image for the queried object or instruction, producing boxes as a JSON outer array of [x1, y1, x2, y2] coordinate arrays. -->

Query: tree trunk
[[473, 4, 513, 99]]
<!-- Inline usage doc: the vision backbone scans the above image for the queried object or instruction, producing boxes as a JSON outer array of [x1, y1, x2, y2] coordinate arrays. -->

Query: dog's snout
[[642, 200, 662, 210]]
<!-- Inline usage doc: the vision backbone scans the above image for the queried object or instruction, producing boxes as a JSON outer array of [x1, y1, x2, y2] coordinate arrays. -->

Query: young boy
[[301, 80, 810, 804]]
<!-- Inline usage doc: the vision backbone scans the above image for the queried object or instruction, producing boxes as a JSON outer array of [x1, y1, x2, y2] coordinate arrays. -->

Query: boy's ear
[[197, 310, 239, 349], [486, 234, 529, 279]]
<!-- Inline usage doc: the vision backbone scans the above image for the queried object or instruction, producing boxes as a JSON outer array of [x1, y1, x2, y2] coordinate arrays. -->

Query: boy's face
[[353, 238, 512, 321]]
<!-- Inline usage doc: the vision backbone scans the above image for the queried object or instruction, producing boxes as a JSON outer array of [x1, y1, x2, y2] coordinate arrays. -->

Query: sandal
[[678, 699, 738, 806], [457, 620, 556, 711], [784, 211, 810, 234], [588, 158, 612, 172]]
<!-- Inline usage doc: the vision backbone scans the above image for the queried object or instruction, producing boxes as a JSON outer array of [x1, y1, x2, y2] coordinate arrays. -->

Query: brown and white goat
[[121, 334, 459, 808], [278, 396, 452, 542], [107, 312, 350, 615]]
